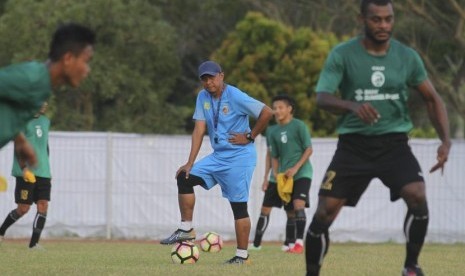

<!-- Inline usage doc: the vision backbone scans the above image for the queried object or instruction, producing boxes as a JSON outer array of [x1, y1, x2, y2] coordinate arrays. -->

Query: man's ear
[[62, 52, 75, 66]]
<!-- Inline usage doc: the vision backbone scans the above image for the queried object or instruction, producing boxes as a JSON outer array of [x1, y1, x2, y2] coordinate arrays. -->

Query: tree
[[395, 0, 465, 137], [211, 12, 341, 136], [0, 0, 185, 133]]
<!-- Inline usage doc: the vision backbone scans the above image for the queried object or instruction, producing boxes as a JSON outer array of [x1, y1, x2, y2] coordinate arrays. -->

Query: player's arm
[[285, 147, 313, 178], [250, 105, 273, 140], [316, 92, 380, 124], [14, 133, 37, 168], [230, 104, 273, 144], [176, 120, 206, 178], [415, 79, 451, 173], [271, 157, 279, 180], [262, 148, 272, 191]]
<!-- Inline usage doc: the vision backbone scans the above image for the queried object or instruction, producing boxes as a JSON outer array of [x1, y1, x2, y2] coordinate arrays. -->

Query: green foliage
[[0, 0, 184, 133], [212, 12, 340, 136]]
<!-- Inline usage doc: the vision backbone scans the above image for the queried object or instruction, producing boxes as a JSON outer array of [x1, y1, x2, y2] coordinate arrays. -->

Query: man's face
[[200, 72, 224, 95], [363, 3, 394, 44], [272, 100, 292, 122], [63, 45, 94, 87]]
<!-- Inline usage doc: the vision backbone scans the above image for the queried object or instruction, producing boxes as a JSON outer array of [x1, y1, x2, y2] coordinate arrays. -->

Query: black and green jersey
[[316, 37, 428, 135], [0, 61, 51, 148], [269, 118, 313, 180], [12, 115, 51, 178]]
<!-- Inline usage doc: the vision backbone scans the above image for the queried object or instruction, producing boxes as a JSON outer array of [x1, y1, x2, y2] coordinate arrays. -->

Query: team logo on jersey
[[355, 89, 364, 101], [21, 190, 29, 200], [371, 71, 385, 87], [204, 101, 211, 110], [280, 131, 288, 143], [321, 170, 336, 190], [36, 126, 43, 138], [222, 105, 229, 115]]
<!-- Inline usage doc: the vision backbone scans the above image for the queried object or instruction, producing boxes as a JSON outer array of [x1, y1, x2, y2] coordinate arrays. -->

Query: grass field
[[0, 239, 464, 275]]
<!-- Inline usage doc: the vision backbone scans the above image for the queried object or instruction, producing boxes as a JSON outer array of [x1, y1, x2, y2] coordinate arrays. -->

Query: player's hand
[[429, 141, 451, 175], [228, 133, 249, 145], [22, 168, 36, 184], [350, 102, 380, 125], [176, 163, 193, 179], [285, 167, 298, 178], [262, 179, 269, 192], [14, 134, 37, 168]]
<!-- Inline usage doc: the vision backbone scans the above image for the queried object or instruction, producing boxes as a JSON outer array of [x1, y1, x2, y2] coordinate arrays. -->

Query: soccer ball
[[199, 231, 223, 253], [170, 241, 200, 264]]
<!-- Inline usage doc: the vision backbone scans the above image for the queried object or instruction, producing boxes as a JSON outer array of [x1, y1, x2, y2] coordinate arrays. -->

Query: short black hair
[[272, 94, 296, 114], [48, 23, 96, 62], [360, 0, 392, 16]]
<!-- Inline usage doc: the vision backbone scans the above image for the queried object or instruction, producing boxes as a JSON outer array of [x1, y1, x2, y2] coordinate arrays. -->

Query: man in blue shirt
[[160, 61, 273, 264]]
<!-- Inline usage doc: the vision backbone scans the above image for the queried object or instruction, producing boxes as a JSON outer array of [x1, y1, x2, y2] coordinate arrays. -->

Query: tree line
[[0, 0, 463, 137]]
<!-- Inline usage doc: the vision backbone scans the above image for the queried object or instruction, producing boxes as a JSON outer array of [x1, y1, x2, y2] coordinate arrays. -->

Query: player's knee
[[16, 205, 30, 216], [409, 202, 429, 218], [308, 218, 329, 236], [37, 201, 48, 213], [295, 209, 306, 221], [176, 172, 194, 194], [230, 202, 249, 220]]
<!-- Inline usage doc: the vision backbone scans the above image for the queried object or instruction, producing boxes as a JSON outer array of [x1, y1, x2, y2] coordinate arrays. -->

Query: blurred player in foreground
[[0, 23, 95, 175], [160, 60, 273, 264], [305, 1, 451, 275]]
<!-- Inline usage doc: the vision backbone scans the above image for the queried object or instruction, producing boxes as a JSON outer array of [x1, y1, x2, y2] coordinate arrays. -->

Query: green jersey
[[0, 61, 51, 148], [269, 118, 313, 180], [316, 37, 428, 135], [265, 125, 277, 182], [12, 115, 51, 178]]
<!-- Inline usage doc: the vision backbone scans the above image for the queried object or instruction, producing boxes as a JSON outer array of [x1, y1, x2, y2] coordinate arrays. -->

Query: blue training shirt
[[193, 84, 265, 166]]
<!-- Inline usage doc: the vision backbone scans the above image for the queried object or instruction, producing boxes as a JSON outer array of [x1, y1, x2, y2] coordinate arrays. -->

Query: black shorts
[[318, 133, 424, 207], [15, 177, 51, 205], [262, 178, 311, 211]]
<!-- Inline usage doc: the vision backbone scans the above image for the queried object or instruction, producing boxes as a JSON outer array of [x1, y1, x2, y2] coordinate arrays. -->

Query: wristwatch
[[246, 132, 254, 143]]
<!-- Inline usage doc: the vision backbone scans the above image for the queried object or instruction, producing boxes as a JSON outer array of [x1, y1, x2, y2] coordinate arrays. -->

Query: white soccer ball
[[199, 231, 223, 253], [170, 241, 200, 264]]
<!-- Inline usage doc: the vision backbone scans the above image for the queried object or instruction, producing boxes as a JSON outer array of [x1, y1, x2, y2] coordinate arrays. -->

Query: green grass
[[0, 239, 464, 275]]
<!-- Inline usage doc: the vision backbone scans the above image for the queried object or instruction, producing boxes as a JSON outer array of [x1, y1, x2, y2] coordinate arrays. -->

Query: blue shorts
[[190, 154, 255, 202]]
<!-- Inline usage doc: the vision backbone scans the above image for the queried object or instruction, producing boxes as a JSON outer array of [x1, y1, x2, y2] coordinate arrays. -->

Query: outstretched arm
[[416, 79, 451, 173], [316, 92, 380, 125], [176, 120, 207, 178]]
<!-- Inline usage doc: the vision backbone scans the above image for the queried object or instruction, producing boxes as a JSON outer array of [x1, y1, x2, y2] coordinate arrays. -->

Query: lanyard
[[210, 90, 224, 132]]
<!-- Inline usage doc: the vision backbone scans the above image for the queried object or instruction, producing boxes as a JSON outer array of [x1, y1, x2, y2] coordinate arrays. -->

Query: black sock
[[0, 209, 22, 236], [29, 212, 47, 248], [295, 209, 307, 240], [285, 217, 296, 245], [404, 210, 428, 267], [253, 213, 269, 247], [305, 220, 330, 276]]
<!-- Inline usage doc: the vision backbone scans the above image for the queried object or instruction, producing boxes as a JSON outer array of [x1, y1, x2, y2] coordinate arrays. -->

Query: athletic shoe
[[402, 266, 424, 276], [281, 244, 290, 252], [288, 243, 304, 254], [224, 255, 251, 264], [160, 228, 195, 245], [248, 243, 261, 250], [29, 244, 45, 251]]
